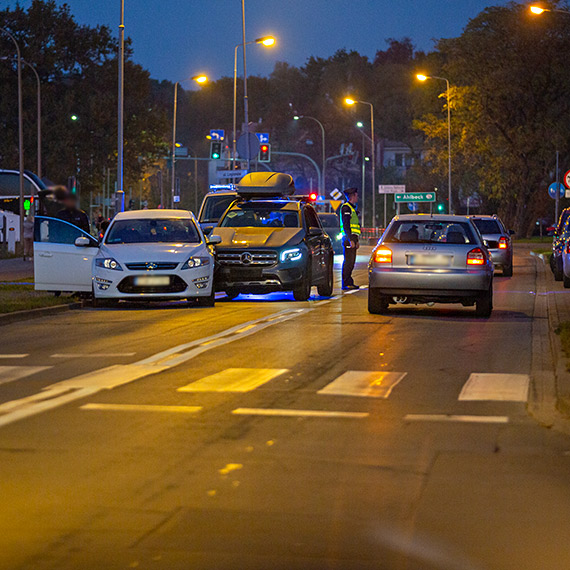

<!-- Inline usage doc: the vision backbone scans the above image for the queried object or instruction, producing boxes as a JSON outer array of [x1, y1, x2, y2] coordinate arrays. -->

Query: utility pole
[[241, 0, 250, 170], [116, 0, 125, 215]]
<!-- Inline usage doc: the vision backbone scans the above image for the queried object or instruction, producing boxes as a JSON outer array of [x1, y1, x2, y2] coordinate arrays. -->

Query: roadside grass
[[514, 236, 553, 244], [531, 248, 552, 256], [0, 283, 74, 314]]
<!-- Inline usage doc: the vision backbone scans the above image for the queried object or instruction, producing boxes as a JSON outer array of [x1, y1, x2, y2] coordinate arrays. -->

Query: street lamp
[[171, 74, 208, 209], [1, 27, 24, 254], [293, 115, 326, 193], [117, 0, 125, 214], [356, 121, 373, 226], [232, 35, 276, 164], [417, 73, 453, 213], [530, 4, 570, 16], [344, 97, 378, 226]]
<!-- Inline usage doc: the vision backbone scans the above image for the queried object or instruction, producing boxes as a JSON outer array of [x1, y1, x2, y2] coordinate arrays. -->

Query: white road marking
[[232, 407, 369, 419], [80, 403, 202, 413], [0, 308, 309, 428], [178, 368, 288, 393], [404, 414, 509, 424], [458, 373, 530, 402], [50, 353, 136, 358], [0, 354, 28, 359], [318, 371, 407, 398], [0, 366, 51, 387]]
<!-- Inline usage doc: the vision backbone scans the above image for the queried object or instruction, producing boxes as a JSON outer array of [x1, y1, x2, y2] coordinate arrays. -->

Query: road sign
[[408, 202, 419, 212], [218, 169, 247, 179], [330, 188, 343, 200], [548, 182, 565, 199], [237, 132, 260, 159], [210, 129, 225, 141], [379, 184, 406, 194], [394, 192, 436, 203], [564, 170, 570, 189], [256, 133, 269, 144], [330, 200, 343, 211]]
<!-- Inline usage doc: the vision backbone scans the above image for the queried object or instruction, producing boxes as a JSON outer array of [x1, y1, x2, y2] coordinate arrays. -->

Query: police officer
[[340, 187, 361, 290], [56, 191, 90, 234]]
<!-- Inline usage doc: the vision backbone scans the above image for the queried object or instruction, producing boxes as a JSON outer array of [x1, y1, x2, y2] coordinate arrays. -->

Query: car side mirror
[[308, 227, 322, 237], [207, 234, 222, 245], [75, 236, 92, 247], [202, 225, 214, 236]]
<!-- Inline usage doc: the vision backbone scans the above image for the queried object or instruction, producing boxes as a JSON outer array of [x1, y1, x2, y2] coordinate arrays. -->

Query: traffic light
[[309, 192, 318, 202], [210, 141, 222, 160], [437, 202, 445, 213], [67, 176, 77, 194], [259, 143, 271, 162]]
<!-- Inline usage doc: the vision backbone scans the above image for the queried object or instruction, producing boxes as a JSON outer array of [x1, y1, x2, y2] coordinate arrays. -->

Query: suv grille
[[217, 250, 278, 267], [125, 262, 179, 271]]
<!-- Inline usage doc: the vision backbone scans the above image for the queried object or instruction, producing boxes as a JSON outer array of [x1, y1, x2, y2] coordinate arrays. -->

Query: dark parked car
[[318, 212, 343, 255]]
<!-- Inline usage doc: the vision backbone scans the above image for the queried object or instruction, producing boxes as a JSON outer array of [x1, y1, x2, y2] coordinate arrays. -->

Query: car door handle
[[38, 252, 53, 258]]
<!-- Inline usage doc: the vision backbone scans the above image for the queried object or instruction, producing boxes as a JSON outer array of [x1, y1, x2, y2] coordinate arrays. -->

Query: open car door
[[34, 216, 99, 292]]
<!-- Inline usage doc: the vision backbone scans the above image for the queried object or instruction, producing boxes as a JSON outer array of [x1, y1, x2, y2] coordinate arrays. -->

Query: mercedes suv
[[211, 172, 334, 301]]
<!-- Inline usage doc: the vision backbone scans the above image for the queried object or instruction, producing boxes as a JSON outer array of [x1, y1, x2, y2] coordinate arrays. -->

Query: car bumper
[[215, 263, 305, 293], [488, 248, 511, 267], [368, 266, 493, 296], [93, 267, 213, 299]]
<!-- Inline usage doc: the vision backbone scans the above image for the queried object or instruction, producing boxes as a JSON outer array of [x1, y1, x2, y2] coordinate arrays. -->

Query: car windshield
[[105, 218, 200, 244], [473, 219, 502, 234], [220, 204, 300, 228], [319, 214, 340, 228], [200, 195, 236, 223], [385, 220, 478, 244]]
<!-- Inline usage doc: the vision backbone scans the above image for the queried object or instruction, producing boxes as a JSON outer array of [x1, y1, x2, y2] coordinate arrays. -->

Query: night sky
[[4, 0, 510, 83]]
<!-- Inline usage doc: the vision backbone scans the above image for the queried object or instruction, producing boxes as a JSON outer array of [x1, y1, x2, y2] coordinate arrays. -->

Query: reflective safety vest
[[342, 202, 361, 236]]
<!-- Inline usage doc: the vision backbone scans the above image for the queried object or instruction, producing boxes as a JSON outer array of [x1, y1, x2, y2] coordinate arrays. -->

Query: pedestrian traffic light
[[68, 176, 77, 194], [23, 198, 31, 211], [259, 143, 271, 162], [437, 202, 445, 213], [210, 141, 222, 160]]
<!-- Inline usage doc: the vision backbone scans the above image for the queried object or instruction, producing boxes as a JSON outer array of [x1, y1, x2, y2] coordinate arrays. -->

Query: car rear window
[[106, 218, 200, 244], [200, 195, 237, 223], [472, 219, 501, 234], [385, 220, 478, 245]]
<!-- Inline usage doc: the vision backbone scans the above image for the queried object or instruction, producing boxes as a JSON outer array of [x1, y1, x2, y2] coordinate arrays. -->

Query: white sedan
[[34, 209, 220, 306]]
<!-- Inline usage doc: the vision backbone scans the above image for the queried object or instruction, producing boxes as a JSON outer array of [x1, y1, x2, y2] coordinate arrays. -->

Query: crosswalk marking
[[232, 408, 369, 419], [458, 373, 530, 402], [80, 403, 202, 413], [177, 368, 289, 393], [317, 371, 407, 398], [0, 366, 51, 387]]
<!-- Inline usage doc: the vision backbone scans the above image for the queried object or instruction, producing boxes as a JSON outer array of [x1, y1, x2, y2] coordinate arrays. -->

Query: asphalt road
[[0, 248, 569, 570]]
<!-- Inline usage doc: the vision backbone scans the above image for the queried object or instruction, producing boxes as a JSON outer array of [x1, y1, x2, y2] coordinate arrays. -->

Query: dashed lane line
[[0, 354, 29, 359], [50, 353, 137, 359], [80, 403, 202, 414], [231, 407, 369, 419], [404, 414, 509, 424]]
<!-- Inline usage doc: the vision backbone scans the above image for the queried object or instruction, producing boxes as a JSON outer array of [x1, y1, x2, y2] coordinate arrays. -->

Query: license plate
[[133, 276, 170, 286], [408, 254, 452, 267]]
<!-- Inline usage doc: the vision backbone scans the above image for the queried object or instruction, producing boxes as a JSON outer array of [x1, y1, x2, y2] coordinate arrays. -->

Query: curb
[[0, 302, 82, 327], [528, 253, 570, 435]]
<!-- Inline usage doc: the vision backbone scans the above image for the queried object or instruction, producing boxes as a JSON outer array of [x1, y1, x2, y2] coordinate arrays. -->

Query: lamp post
[[116, 0, 125, 215], [232, 36, 275, 165], [356, 121, 372, 226], [345, 98, 377, 225], [530, 5, 570, 16], [0, 28, 24, 252], [293, 115, 325, 193], [417, 73, 453, 214], [171, 75, 208, 209]]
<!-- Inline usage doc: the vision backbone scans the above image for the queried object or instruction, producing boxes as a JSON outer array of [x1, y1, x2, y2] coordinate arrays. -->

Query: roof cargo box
[[236, 172, 295, 198]]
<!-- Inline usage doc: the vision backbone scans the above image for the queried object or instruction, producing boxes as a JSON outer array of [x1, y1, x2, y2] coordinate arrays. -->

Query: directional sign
[[379, 184, 406, 194], [408, 202, 419, 212], [394, 192, 436, 203], [548, 182, 565, 200], [256, 132, 270, 144], [564, 170, 570, 189], [210, 129, 225, 141], [218, 169, 247, 179]]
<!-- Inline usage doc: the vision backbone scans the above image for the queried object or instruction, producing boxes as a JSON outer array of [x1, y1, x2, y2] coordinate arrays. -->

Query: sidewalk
[[0, 258, 34, 283]]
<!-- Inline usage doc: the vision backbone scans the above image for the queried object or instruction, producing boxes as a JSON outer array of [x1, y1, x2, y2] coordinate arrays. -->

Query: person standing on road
[[56, 191, 90, 234], [340, 187, 361, 290]]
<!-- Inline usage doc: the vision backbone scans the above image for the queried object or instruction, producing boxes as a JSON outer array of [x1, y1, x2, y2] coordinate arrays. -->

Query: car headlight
[[95, 258, 123, 271], [280, 248, 303, 262], [181, 256, 210, 270]]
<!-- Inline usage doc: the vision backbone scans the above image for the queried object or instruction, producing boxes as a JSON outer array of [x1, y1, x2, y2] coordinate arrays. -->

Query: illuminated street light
[[70, 114, 79, 121], [416, 73, 453, 213], [345, 97, 356, 106], [530, 5, 547, 14], [356, 121, 364, 128], [233, 35, 277, 165], [171, 74, 208, 208]]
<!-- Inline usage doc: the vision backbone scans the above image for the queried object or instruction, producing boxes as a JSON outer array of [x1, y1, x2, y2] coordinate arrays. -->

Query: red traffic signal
[[259, 143, 271, 162], [309, 192, 318, 201]]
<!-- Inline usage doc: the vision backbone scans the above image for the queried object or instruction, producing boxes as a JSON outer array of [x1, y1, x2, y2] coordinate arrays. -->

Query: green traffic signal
[[437, 203, 445, 213], [23, 199, 31, 211]]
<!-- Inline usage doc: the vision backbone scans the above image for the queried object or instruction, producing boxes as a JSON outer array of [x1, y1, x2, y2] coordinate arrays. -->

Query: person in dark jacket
[[340, 187, 361, 290], [56, 191, 90, 234]]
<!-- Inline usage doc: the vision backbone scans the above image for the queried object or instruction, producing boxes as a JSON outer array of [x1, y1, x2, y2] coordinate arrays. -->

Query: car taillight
[[498, 236, 508, 249], [467, 248, 486, 266], [566, 242, 570, 254], [374, 247, 392, 264]]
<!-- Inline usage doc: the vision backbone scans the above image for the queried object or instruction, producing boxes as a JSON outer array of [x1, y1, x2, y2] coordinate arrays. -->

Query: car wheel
[[564, 274, 570, 289], [368, 288, 389, 314], [555, 258, 564, 282], [317, 255, 334, 297], [225, 288, 240, 300], [475, 287, 493, 318], [195, 289, 215, 307], [293, 263, 312, 301], [503, 262, 513, 277]]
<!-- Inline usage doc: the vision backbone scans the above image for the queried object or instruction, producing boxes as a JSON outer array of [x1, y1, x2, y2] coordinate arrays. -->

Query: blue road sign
[[548, 182, 565, 199], [210, 129, 225, 141], [256, 133, 269, 144], [408, 202, 419, 212]]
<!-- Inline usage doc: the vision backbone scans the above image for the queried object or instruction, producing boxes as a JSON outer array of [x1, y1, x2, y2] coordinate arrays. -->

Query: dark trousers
[[342, 245, 357, 286]]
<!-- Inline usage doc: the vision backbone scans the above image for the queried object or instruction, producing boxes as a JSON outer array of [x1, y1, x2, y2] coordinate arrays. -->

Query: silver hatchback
[[368, 214, 494, 317]]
